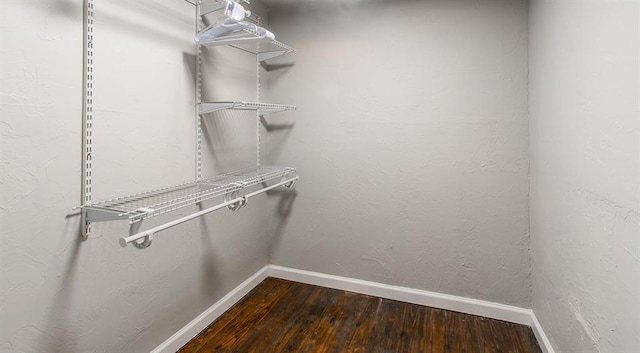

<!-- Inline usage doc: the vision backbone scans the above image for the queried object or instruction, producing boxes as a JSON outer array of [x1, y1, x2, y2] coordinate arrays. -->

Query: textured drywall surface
[[529, 0, 640, 352], [265, 0, 531, 307], [0, 0, 274, 352]]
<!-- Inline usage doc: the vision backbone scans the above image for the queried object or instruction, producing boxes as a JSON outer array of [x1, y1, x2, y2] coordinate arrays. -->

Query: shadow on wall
[[50, 0, 77, 20], [183, 51, 197, 91], [259, 116, 295, 133], [36, 217, 83, 352], [42, 214, 226, 352], [200, 110, 260, 173], [259, 114, 295, 164], [197, 204, 225, 299], [260, 61, 296, 89], [108, 0, 193, 27], [33, 0, 193, 48], [97, 19, 190, 48], [266, 187, 298, 257], [40, 0, 194, 43], [260, 61, 295, 72]]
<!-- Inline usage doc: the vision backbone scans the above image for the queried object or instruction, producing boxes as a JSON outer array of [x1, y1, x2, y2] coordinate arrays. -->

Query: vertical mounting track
[[81, 0, 95, 239], [195, 2, 203, 182], [256, 15, 263, 167]]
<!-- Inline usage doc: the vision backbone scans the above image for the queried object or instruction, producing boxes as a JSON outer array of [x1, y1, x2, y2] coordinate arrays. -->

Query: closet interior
[[1, 0, 636, 352]]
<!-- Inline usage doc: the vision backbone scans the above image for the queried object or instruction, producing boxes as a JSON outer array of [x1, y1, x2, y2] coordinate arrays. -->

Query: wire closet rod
[[119, 177, 298, 248]]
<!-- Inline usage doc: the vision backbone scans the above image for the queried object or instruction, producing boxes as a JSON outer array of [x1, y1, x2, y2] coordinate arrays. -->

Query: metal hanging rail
[[119, 176, 297, 248], [83, 166, 297, 224]]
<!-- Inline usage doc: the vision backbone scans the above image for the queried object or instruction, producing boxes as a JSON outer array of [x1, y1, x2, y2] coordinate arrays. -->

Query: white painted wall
[[5, 0, 636, 351], [0, 0, 274, 351], [529, 0, 640, 352], [265, 0, 532, 307]]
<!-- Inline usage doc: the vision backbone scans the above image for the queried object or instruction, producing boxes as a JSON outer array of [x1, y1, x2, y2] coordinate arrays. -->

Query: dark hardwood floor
[[179, 277, 542, 353]]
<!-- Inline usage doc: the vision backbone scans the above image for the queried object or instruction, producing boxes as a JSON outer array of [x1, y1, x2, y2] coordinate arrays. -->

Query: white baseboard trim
[[267, 265, 531, 324], [530, 311, 555, 353], [268, 265, 555, 353], [150, 265, 269, 353], [152, 264, 554, 353]]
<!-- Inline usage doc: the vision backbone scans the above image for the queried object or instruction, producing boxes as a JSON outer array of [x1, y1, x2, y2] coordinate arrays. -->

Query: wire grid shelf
[[197, 27, 295, 61], [85, 166, 296, 223], [198, 101, 296, 115], [232, 39, 295, 61]]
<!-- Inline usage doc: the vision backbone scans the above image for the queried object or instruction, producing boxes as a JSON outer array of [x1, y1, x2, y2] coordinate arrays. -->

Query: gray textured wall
[[529, 0, 640, 352], [6, 0, 637, 352], [0, 0, 274, 352], [265, 0, 531, 307]]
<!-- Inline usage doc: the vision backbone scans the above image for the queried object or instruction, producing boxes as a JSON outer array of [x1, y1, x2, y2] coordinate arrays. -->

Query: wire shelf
[[198, 101, 296, 115], [197, 26, 295, 61], [232, 39, 295, 62], [85, 166, 296, 223]]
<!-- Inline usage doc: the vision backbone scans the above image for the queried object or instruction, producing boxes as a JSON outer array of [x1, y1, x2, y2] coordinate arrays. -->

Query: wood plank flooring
[[179, 277, 542, 353]]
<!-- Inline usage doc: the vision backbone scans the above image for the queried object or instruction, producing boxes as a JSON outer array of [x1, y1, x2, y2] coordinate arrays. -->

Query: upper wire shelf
[[196, 1, 295, 61], [84, 166, 296, 224], [231, 40, 295, 62], [198, 101, 296, 115], [197, 27, 295, 61]]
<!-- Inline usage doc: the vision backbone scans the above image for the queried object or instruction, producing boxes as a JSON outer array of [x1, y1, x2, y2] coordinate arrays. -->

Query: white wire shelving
[[197, 27, 295, 61], [79, 0, 299, 249], [84, 166, 297, 225], [196, 1, 295, 61], [198, 101, 296, 115], [233, 39, 295, 62]]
